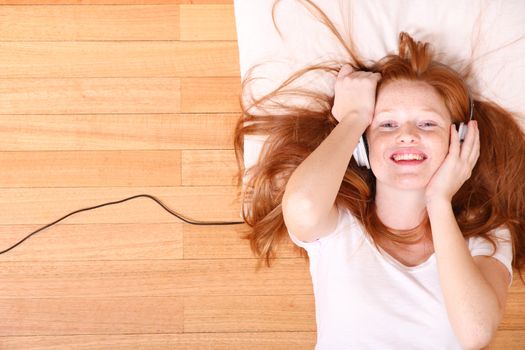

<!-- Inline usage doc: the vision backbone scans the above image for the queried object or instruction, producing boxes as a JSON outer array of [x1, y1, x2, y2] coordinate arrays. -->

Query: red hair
[[233, 0, 525, 284]]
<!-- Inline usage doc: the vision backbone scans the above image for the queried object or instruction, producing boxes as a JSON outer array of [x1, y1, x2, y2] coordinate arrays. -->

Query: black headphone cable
[[0, 194, 246, 256]]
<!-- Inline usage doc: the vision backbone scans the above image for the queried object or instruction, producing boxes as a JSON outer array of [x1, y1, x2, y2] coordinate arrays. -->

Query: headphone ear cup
[[458, 122, 466, 142], [353, 136, 371, 169]]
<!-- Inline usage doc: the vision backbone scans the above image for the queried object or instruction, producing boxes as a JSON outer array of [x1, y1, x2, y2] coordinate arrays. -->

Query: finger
[[461, 121, 477, 161], [371, 72, 382, 81], [468, 121, 481, 166], [337, 64, 353, 79], [353, 70, 380, 78], [449, 124, 460, 157]]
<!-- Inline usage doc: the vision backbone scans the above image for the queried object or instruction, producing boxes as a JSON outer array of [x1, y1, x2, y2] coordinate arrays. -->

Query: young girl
[[233, 2, 525, 349]]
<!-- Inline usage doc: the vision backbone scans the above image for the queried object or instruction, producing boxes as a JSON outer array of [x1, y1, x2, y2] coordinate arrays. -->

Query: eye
[[419, 121, 437, 128], [379, 121, 397, 129]]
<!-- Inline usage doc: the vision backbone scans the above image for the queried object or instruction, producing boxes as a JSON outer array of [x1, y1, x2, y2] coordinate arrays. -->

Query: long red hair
[[233, 0, 525, 283]]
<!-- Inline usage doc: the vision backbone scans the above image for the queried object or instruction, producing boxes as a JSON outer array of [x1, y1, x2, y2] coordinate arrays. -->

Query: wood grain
[[0, 42, 239, 77], [0, 259, 313, 298], [0, 5, 181, 40], [180, 4, 236, 40], [0, 78, 181, 114], [0, 114, 238, 151], [0, 332, 317, 350]]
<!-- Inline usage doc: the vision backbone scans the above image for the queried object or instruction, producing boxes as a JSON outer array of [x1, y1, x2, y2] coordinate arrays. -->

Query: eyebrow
[[375, 108, 443, 117]]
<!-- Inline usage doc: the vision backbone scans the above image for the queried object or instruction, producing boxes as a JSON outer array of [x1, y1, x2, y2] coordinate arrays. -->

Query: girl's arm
[[282, 66, 380, 241], [428, 199, 502, 350], [426, 121, 503, 349], [282, 115, 366, 240]]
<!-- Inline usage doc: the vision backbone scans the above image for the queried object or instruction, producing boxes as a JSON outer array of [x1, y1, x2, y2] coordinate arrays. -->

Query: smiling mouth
[[392, 154, 426, 161], [390, 153, 427, 165]]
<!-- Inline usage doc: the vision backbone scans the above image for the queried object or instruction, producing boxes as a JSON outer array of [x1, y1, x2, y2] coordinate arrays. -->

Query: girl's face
[[365, 80, 453, 191]]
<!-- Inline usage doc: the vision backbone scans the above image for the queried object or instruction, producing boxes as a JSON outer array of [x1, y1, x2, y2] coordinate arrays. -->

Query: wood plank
[[0, 296, 301, 336], [182, 150, 238, 186], [0, 42, 239, 77], [0, 223, 183, 261], [0, 114, 238, 151], [0, 78, 180, 114], [500, 291, 525, 328], [184, 294, 315, 333], [0, 150, 181, 187], [183, 223, 303, 259], [509, 278, 525, 292], [0, 296, 183, 336], [487, 329, 525, 349], [0, 4, 237, 41], [181, 77, 241, 113], [0, 5, 180, 40], [0, 186, 242, 224], [0, 332, 316, 350], [180, 5, 236, 41], [0, 258, 313, 298]]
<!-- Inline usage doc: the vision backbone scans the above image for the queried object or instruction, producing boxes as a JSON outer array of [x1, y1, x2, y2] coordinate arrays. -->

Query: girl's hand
[[331, 64, 381, 128], [425, 121, 480, 204]]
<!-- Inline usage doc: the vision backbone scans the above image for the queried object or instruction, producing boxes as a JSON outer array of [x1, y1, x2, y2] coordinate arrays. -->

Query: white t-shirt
[[287, 205, 514, 350]]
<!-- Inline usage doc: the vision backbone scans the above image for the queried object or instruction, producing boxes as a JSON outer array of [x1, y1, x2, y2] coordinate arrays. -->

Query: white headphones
[[353, 96, 475, 169]]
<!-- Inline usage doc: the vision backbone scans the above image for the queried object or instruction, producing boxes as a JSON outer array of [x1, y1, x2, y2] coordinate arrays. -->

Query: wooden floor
[[0, 1, 522, 349]]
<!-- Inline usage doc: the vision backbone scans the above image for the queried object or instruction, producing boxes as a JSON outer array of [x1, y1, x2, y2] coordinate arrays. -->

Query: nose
[[396, 124, 420, 143]]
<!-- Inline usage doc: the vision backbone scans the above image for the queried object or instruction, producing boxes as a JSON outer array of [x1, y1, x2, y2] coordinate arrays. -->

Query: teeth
[[393, 154, 425, 161]]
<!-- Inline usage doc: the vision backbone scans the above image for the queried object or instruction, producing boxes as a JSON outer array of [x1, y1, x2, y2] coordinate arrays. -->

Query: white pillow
[[234, 0, 525, 213]]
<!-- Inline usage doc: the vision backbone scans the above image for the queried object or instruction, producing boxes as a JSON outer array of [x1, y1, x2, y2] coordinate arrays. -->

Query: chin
[[372, 162, 437, 190], [375, 173, 431, 191], [392, 180, 428, 191]]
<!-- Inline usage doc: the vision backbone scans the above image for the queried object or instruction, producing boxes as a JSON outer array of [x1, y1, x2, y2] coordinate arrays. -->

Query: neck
[[375, 184, 428, 231]]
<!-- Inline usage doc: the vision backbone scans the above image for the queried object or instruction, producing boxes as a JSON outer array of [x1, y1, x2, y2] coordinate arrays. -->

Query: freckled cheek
[[366, 136, 389, 164], [429, 136, 450, 162]]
